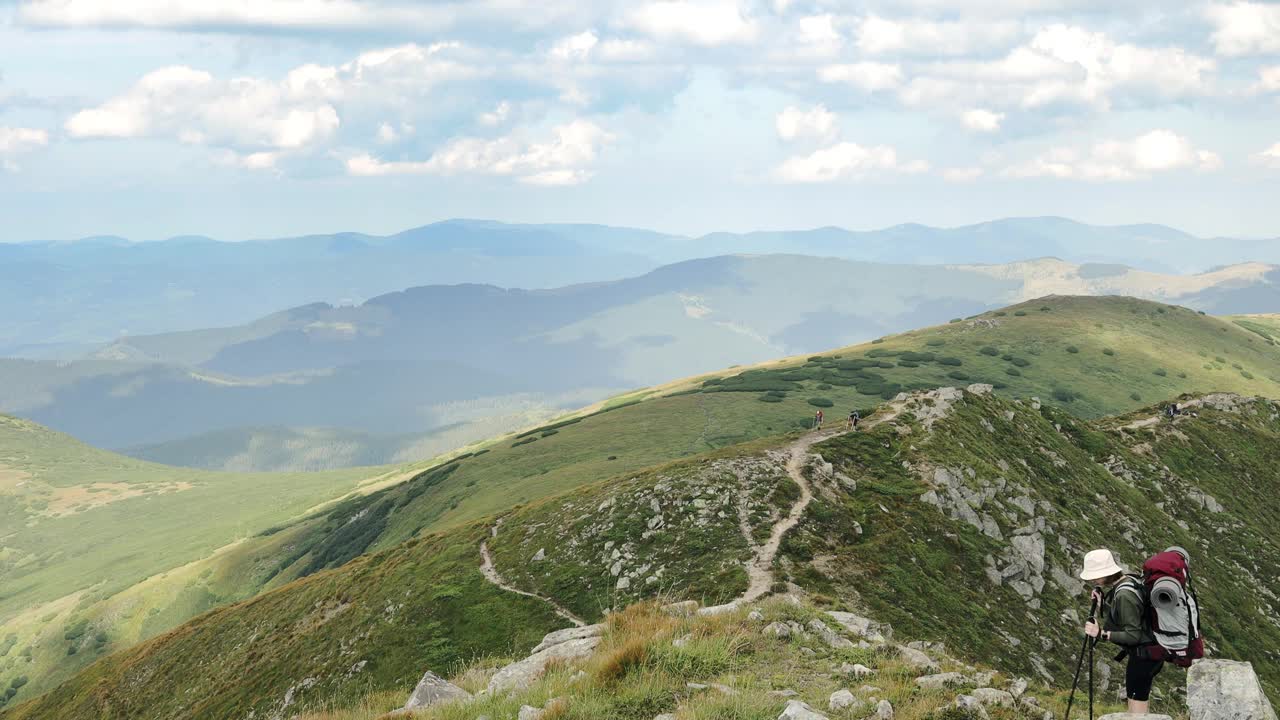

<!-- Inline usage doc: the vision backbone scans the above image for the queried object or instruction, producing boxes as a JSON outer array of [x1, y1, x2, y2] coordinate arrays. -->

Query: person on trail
[[846, 409, 860, 431], [814, 409, 824, 429], [1081, 548, 1164, 714]]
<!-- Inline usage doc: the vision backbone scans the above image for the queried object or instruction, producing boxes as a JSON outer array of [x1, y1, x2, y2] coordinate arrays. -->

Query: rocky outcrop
[[401, 671, 471, 710], [825, 611, 891, 644], [485, 625, 604, 694], [1187, 660, 1278, 720]]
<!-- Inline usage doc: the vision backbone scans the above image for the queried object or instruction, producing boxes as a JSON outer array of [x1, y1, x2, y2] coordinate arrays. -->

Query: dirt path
[[739, 427, 843, 602], [479, 525, 587, 627]]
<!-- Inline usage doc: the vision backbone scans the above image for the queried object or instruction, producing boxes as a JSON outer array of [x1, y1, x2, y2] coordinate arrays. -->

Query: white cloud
[[898, 25, 1214, 114], [551, 31, 600, 61], [1206, 2, 1280, 56], [943, 166, 984, 182], [960, 108, 1004, 132], [65, 65, 342, 151], [625, 0, 758, 47], [479, 101, 512, 127], [775, 105, 837, 143], [856, 15, 1019, 56], [817, 62, 903, 91], [1005, 130, 1222, 181], [792, 14, 843, 57], [346, 119, 612, 185], [1256, 142, 1280, 169], [0, 126, 50, 171], [1254, 66, 1280, 93], [18, 0, 454, 32], [774, 141, 925, 183]]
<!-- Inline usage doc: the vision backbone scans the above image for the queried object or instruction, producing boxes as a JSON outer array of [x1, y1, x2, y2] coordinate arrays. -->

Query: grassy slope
[[12, 389, 1280, 718], [8, 295, 1280, 712], [0, 415, 418, 703]]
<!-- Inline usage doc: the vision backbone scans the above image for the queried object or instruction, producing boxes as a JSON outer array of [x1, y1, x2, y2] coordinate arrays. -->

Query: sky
[[0, 0, 1278, 242]]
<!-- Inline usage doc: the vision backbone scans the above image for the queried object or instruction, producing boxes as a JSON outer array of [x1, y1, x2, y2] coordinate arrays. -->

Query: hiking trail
[[480, 523, 587, 627]]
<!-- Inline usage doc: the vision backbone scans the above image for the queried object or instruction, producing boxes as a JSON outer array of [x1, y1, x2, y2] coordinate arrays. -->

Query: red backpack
[[1129, 548, 1204, 667]]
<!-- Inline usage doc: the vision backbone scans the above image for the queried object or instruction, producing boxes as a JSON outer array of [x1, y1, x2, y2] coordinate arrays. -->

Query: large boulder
[[779, 699, 829, 719], [1187, 660, 1278, 720], [486, 629, 603, 694], [402, 671, 471, 710]]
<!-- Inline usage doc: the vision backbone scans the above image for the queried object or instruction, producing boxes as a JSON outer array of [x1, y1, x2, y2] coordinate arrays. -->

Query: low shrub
[[1006, 367, 1021, 377], [1010, 357, 1031, 367], [947, 370, 970, 381], [1130, 392, 1142, 401], [926, 339, 946, 347], [807, 397, 834, 408], [1153, 368, 1168, 377], [938, 357, 963, 366], [1066, 345, 1080, 354], [897, 360, 920, 368], [758, 394, 783, 403], [979, 346, 999, 356], [1052, 388, 1078, 402], [1014, 310, 1028, 316], [1103, 348, 1115, 356], [511, 437, 538, 447]]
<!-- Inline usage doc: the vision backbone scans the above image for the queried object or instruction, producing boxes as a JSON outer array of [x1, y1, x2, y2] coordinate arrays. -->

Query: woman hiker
[[1080, 548, 1164, 714]]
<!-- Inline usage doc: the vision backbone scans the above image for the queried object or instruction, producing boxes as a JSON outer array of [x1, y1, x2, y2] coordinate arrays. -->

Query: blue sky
[[0, 0, 1278, 241]]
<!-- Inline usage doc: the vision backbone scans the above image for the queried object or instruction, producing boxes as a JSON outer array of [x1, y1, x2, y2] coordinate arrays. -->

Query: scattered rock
[[838, 662, 876, 678], [873, 699, 894, 719], [518, 705, 544, 720], [1187, 659, 1278, 720], [808, 619, 855, 649], [532, 548, 545, 562], [970, 687, 1014, 707], [916, 672, 966, 690], [764, 622, 792, 638], [954, 695, 990, 719], [779, 699, 829, 719], [531, 624, 606, 654], [697, 602, 740, 616], [896, 645, 940, 672], [402, 671, 471, 710], [486, 635, 601, 694], [829, 689, 861, 711], [662, 600, 699, 616], [748, 610, 765, 622], [1008, 677, 1028, 697], [825, 611, 891, 643]]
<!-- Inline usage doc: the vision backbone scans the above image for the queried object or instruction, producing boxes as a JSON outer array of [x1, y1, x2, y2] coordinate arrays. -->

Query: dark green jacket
[[1103, 576, 1155, 647]]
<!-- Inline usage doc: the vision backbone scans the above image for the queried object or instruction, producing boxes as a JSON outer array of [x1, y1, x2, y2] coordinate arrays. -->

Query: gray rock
[[916, 672, 966, 690], [897, 645, 940, 672], [838, 662, 876, 678], [654, 715, 676, 720], [874, 699, 894, 719], [486, 636, 601, 694], [1187, 659, 1278, 720], [662, 600, 699, 616], [779, 699, 829, 719], [697, 601, 740, 616], [748, 610, 765, 622], [402, 671, 471, 710], [829, 689, 861, 711], [954, 695, 990, 719], [518, 705, 544, 720], [970, 687, 1014, 707], [1008, 677, 1028, 697], [808, 619, 855, 649], [764, 622, 792, 638], [531, 623, 605, 654], [825, 611, 891, 643]]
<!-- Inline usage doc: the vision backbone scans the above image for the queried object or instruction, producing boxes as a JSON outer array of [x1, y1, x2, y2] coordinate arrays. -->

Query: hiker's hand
[[1084, 621, 1101, 638], [1090, 588, 1103, 606]]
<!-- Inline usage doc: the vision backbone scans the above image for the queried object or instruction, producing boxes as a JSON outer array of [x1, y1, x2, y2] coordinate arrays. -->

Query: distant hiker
[[1080, 549, 1164, 714], [1166, 403, 1180, 420], [814, 409, 824, 429], [847, 409, 860, 431]]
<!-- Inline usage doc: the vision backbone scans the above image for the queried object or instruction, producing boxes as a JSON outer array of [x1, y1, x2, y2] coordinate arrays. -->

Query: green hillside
[[11, 386, 1280, 718], [0, 416, 416, 702], [6, 295, 1280, 714]]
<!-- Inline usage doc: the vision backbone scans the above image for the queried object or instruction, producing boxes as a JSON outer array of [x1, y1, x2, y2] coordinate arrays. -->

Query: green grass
[[0, 415, 413, 702]]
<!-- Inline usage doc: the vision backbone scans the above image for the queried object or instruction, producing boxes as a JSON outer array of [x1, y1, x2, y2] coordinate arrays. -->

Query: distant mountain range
[[4, 216, 1278, 354], [3, 253, 1279, 470]]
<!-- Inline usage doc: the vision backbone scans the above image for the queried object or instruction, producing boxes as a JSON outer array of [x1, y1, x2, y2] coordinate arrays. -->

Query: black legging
[[1125, 654, 1164, 701]]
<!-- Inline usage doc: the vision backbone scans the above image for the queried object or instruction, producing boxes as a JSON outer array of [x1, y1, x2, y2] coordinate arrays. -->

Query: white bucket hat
[[1080, 548, 1125, 580]]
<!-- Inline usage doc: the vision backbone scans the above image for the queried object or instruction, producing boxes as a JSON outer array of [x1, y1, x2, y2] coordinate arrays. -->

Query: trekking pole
[[1088, 626, 1095, 720], [1063, 595, 1100, 720]]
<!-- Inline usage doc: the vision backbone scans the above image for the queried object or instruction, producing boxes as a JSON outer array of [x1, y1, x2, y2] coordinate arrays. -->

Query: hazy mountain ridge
[[5, 256, 1280, 468], [5, 216, 1279, 355]]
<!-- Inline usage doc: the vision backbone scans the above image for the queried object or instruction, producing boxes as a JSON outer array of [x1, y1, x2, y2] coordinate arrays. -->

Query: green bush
[[897, 361, 920, 368], [926, 339, 946, 347], [1014, 310, 1028, 316], [979, 346, 999, 356], [540, 429, 559, 437], [757, 394, 783, 403], [949, 318, 963, 323], [1232, 363, 1243, 370], [1103, 348, 1115, 356], [1215, 356, 1227, 363], [1065, 345, 1080, 354], [938, 357, 963, 366], [899, 351, 936, 362], [1052, 388, 1077, 402], [871, 338, 884, 344], [1010, 357, 1031, 367], [816, 383, 833, 390], [807, 397, 834, 408], [1177, 372, 1187, 379], [1153, 368, 1168, 377], [993, 311, 1007, 317], [511, 436, 538, 447], [1040, 306, 1052, 312], [1242, 370, 1255, 379], [1130, 392, 1142, 401], [1005, 367, 1022, 377], [9, 677, 26, 689], [992, 380, 1008, 389], [947, 370, 970, 381]]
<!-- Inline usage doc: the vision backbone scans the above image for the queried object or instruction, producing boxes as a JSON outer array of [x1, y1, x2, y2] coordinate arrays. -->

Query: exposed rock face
[[1187, 660, 1278, 720], [825, 611, 891, 643], [402, 671, 471, 710], [486, 626, 604, 694], [779, 699, 829, 719]]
